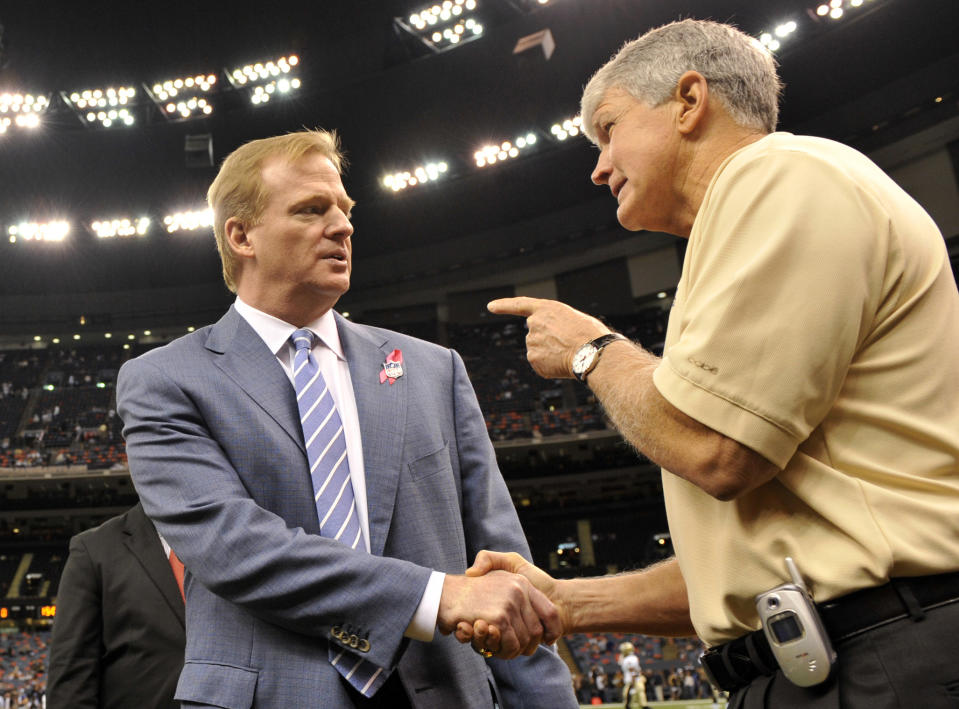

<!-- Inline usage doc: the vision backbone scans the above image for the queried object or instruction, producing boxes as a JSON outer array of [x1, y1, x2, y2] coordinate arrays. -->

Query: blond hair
[[207, 129, 345, 292]]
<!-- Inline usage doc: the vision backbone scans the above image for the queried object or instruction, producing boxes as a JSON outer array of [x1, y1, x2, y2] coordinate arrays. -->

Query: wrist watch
[[571, 333, 627, 384]]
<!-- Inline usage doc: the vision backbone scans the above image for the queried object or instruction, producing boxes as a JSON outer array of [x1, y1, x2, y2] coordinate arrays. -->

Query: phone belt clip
[[700, 569, 959, 693]]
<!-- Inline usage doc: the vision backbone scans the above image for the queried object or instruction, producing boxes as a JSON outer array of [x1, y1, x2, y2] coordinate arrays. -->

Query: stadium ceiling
[[0, 0, 956, 306]]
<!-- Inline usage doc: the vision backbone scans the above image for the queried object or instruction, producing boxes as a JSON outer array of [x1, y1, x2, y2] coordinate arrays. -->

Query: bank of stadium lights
[[382, 161, 449, 191], [250, 78, 302, 105], [474, 133, 537, 168], [550, 115, 583, 141], [755, 0, 881, 53], [90, 217, 151, 238], [754, 20, 798, 53], [404, 0, 483, 51], [63, 86, 137, 127], [0, 93, 49, 134], [227, 55, 301, 105], [147, 73, 217, 120], [228, 55, 299, 86], [815, 0, 875, 20], [8, 221, 70, 243], [163, 208, 213, 234], [427, 17, 483, 50]]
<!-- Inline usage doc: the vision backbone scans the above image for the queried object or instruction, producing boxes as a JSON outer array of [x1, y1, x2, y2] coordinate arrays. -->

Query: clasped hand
[[438, 553, 565, 660]]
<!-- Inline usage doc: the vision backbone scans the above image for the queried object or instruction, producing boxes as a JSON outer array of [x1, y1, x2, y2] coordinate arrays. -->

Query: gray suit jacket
[[46, 503, 185, 709], [116, 306, 577, 709]]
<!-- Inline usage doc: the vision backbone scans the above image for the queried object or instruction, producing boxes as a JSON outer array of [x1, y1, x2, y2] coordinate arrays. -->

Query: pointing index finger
[[487, 296, 543, 317]]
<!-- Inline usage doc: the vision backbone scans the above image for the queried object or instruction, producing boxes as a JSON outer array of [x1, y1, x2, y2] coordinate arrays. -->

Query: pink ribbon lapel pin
[[379, 349, 404, 385]]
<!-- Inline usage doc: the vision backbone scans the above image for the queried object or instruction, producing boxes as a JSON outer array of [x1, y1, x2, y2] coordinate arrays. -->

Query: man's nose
[[591, 148, 612, 186], [328, 209, 354, 240]]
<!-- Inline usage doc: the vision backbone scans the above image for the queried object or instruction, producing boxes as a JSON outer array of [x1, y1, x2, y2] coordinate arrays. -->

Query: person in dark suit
[[115, 129, 576, 708], [46, 502, 185, 709]]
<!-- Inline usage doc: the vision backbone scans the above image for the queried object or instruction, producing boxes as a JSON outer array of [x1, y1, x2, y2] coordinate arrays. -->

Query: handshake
[[436, 551, 566, 660]]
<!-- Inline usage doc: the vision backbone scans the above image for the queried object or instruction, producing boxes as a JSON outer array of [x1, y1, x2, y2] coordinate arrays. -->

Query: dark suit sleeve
[[47, 535, 102, 709], [449, 349, 578, 708]]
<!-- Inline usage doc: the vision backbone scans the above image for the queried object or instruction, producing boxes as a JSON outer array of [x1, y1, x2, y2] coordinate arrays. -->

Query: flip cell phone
[[754, 557, 836, 687]]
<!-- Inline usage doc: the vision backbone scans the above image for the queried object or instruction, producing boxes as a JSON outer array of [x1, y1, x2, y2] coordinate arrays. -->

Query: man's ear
[[674, 70, 709, 135], [224, 217, 254, 258]]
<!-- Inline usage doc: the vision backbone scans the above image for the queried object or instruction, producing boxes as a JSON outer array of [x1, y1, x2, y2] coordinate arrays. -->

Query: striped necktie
[[290, 329, 387, 697]]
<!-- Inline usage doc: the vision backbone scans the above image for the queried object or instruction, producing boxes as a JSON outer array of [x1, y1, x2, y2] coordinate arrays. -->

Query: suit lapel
[[122, 503, 185, 627], [206, 306, 304, 453], [336, 314, 408, 557]]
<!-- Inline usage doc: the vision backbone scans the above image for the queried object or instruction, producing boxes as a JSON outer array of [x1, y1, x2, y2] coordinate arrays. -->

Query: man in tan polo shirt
[[458, 18, 959, 708]]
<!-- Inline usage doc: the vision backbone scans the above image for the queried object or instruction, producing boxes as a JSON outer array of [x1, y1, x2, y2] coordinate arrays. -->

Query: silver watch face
[[572, 343, 598, 374]]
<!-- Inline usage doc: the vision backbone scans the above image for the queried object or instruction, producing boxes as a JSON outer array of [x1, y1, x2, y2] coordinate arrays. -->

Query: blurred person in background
[[47, 503, 184, 708]]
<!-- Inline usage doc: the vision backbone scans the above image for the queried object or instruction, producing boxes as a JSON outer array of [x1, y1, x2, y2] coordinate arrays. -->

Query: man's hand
[[487, 297, 610, 379], [437, 570, 560, 659], [453, 551, 570, 657]]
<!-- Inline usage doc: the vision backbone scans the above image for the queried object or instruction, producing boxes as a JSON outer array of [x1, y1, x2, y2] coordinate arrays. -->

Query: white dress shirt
[[157, 532, 171, 559], [234, 297, 443, 641]]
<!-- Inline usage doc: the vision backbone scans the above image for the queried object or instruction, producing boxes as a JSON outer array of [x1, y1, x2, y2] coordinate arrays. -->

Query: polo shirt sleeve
[[653, 145, 888, 468]]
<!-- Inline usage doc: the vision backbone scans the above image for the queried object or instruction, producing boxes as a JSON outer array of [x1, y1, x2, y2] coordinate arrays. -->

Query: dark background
[[0, 0, 956, 335]]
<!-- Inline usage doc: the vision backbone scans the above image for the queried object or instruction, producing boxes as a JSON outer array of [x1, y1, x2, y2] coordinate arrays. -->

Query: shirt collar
[[233, 297, 345, 361]]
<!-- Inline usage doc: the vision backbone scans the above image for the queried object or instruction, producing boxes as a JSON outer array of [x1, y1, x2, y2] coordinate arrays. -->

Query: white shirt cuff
[[404, 571, 445, 642]]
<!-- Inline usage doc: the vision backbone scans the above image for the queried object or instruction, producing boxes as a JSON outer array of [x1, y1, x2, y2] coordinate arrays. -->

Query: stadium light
[[549, 115, 583, 141], [147, 73, 217, 120], [755, 20, 798, 52], [163, 208, 213, 233], [250, 77, 302, 105], [382, 161, 449, 191], [8, 220, 70, 243], [62, 86, 137, 127], [0, 93, 50, 135], [815, 0, 877, 21], [398, 0, 483, 53], [90, 216, 151, 238], [474, 132, 538, 168], [227, 55, 301, 105]]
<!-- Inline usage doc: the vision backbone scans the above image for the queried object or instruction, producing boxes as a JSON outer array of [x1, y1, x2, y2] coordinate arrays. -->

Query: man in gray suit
[[47, 503, 185, 708], [116, 129, 576, 708]]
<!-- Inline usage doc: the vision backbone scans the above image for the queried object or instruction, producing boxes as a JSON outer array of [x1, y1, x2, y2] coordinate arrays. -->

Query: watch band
[[577, 333, 627, 384]]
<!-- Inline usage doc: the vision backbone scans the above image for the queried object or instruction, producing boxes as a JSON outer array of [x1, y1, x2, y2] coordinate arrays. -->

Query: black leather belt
[[700, 570, 959, 693]]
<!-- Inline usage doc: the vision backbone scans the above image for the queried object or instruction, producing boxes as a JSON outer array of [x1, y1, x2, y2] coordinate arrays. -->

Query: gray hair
[[581, 19, 782, 140]]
